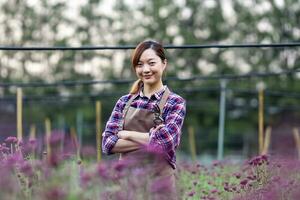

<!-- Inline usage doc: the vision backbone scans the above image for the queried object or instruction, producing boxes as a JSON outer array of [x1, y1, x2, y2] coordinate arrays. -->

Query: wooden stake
[[262, 126, 272, 155], [17, 87, 23, 141], [29, 124, 36, 140], [71, 127, 80, 160], [45, 118, 51, 158], [29, 124, 36, 158], [292, 128, 300, 159], [258, 88, 264, 154], [96, 101, 102, 162], [188, 126, 197, 161]]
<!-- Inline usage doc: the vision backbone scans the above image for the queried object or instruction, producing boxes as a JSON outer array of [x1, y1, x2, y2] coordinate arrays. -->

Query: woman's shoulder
[[167, 90, 186, 105], [117, 93, 135, 103]]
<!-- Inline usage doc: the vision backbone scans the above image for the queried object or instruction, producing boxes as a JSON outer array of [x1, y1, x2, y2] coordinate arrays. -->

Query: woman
[[102, 40, 186, 198]]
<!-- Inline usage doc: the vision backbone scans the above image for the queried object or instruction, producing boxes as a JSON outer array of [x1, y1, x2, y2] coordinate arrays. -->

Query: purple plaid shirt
[[102, 86, 186, 169]]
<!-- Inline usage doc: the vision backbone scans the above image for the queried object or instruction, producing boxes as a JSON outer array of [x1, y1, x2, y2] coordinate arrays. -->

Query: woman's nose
[[142, 64, 151, 73]]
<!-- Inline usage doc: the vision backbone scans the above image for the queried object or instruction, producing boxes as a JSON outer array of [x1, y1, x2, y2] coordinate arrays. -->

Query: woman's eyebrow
[[139, 58, 156, 62]]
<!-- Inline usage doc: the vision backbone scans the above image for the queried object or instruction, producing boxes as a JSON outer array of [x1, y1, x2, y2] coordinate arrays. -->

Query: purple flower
[[131, 167, 146, 177], [240, 179, 248, 186], [246, 175, 256, 180], [5, 136, 18, 144], [234, 172, 241, 179], [187, 190, 195, 196], [5, 152, 23, 167], [19, 161, 34, 177], [0, 145, 10, 153], [113, 160, 128, 172], [81, 145, 96, 158], [96, 162, 109, 179], [17, 139, 23, 147], [224, 185, 230, 192], [80, 171, 92, 187], [44, 187, 66, 200], [211, 189, 218, 194], [48, 131, 64, 146], [212, 160, 220, 167], [270, 176, 281, 183], [149, 176, 173, 193], [29, 138, 37, 147], [47, 154, 63, 167]]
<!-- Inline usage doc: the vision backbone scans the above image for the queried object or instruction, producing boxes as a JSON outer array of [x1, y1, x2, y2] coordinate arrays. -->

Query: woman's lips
[[143, 75, 153, 79]]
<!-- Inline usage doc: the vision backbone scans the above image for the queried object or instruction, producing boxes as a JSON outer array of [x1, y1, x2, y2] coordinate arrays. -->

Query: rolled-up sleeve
[[102, 96, 128, 155], [149, 98, 186, 154]]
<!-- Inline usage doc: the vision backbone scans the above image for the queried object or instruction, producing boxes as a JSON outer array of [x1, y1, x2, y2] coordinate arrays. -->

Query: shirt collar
[[136, 85, 167, 100]]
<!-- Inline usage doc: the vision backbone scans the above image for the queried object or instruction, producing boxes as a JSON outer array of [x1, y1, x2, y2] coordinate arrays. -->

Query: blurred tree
[[0, 0, 299, 156]]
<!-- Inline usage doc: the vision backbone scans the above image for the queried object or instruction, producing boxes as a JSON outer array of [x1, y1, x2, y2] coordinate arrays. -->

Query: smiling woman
[[101, 40, 186, 199], [130, 40, 167, 95]]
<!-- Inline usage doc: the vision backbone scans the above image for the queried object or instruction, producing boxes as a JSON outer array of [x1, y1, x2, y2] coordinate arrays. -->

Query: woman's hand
[[153, 124, 164, 131], [117, 130, 150, 145], [117, 130, 130, 140]]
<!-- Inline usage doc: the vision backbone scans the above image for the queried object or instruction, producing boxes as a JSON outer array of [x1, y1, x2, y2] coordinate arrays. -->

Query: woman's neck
[[143, 82, 164, 97]]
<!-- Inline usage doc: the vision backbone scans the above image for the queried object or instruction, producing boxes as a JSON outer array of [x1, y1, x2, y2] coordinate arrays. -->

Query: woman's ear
[[163, 59, 167, 70]]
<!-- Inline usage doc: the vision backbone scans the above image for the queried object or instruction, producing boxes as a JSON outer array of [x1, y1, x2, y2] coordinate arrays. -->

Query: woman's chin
[[143, 79, 156, 85], [143, 78, 155, 84]]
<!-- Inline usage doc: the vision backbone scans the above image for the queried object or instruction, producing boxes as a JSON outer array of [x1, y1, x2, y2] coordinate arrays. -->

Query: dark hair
[[130, 40, 166, 94]]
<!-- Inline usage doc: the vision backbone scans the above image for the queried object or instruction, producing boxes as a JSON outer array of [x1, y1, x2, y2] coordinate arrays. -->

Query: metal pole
[[58, 115, 65, 153], [258, 88, 264, 154], [76, 111, 83, 150], [217, 80, 227, 160], [188, 125, 197, 161], [96, 101, 102, 161], [16, 87, 23, 141]]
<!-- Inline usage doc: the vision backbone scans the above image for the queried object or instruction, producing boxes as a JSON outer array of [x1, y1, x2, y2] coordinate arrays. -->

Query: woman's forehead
[[139, 49, 159, 61]]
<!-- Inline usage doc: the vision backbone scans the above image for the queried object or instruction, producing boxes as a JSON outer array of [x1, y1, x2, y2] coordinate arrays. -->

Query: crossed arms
[[102, 95, 186, 155]]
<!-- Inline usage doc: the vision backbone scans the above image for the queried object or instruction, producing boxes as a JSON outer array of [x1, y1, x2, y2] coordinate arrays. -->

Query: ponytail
[[129, 79, 143, 94]]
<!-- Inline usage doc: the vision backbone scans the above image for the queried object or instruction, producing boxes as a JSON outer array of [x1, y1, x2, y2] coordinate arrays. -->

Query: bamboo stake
[[71, 127, 80, 160], [188, 126, 197, 161], [262, 126, 272, 155], [96, 101, 102, 162], [17, 87, 23, 141], [258, 88, 264, 155], [29, 124, 36, 140], [292, 128, 300, 159], [45, 118, 52, 158], [29, 124, 36, 158]]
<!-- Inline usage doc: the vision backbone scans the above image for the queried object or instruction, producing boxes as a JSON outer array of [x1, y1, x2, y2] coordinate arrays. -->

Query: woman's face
[[135, 48, 166, 87]]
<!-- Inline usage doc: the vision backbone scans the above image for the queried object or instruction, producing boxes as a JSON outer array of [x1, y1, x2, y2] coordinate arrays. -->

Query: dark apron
[[120, 88, 170, 159], [119, 88, 177, 199]]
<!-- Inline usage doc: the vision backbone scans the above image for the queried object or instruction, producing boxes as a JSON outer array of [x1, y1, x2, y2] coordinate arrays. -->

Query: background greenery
[[0, 0, 299, 160]]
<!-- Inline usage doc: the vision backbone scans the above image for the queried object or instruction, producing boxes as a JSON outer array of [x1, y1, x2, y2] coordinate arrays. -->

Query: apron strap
[[118, 93, 138, 131], [119, 87, 170, 131], [158, 87, 170, 114]]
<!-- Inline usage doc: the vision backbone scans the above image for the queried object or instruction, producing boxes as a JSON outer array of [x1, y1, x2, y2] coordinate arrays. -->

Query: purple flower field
[[1, 134, 300, 200]]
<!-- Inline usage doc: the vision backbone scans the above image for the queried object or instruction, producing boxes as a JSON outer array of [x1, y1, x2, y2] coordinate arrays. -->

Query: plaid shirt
[[102, 86, 186, 169]]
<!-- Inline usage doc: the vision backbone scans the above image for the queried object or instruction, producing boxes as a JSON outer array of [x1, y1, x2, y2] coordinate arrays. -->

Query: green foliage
[[0, 0, 299, 154]]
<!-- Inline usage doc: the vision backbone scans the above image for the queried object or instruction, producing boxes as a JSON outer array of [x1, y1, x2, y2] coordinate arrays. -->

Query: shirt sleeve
[[102, 95, 128, 155], [148, 97, 186, 153]]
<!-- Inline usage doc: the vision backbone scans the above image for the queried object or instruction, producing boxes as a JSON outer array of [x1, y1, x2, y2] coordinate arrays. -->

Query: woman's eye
[[149, 62, 155, 66], [136, 63, 143, 68]]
